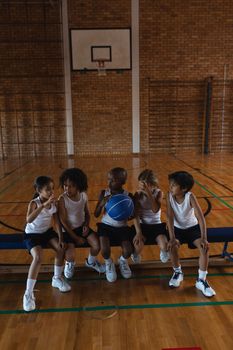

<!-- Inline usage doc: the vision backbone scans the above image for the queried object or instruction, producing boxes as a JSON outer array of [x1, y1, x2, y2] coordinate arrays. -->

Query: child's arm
[[58, 196, 85, 245], [94, 190, 110, 218], [190, 193, 209, 251], [52, 211, 64, 247], [26, 195, 55, 223], [166, 192, 180, 249], [139, 181, 161, 212], [132, 192, 145, 246], [82, 201, 91, 236]]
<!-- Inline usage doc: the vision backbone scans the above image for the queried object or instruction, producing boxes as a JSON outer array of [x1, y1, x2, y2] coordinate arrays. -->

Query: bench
[[0, 227, 233, 261]]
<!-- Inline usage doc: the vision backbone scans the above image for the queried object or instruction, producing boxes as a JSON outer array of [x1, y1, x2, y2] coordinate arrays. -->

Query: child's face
[[169, 180, 184, 196], [108, 173, 124, 191], [63, 179, 79, 197], [39, 181, 54, 199]]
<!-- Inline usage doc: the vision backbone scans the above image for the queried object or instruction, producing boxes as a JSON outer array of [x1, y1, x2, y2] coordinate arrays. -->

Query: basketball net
[[97, 60, 106, 76]]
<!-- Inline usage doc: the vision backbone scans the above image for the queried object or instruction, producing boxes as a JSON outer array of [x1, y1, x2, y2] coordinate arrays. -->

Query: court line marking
[[1, 300, 233, 315], [174, 155, 233, 194], [194, 179, 233, 211], [0, 272, 233, 285]]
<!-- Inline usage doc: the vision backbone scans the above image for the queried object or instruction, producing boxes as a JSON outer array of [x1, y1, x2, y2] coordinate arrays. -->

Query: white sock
[[65, 260, 75, 265], [54, 265, 63, 278], [198, 269, 207, 281], [119, 255, 127, 262], [174, 265, 182, 273], [88, 254, 96, 265], [105, 258, 112, 264], [26, 278, 36, 294]]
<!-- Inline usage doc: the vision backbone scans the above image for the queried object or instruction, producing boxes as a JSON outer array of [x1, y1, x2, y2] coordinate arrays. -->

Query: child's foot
[[118, 257, 132, 279], [105, 260, 117, 282], [169, 271, 183, 287], [195, 278, 216, 297], [131, 253, 141, 264], [64, 261, 75, 279], [52, 276, 71, 292], [85, 259, 106, 273], [160, 250, 170, 263], [23, 292, 35, 312]]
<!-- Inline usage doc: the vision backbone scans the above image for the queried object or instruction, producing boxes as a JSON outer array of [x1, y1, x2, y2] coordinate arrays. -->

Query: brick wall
[[68, 0, 132, 155], [0, 0, 233, 158], [140, 0, 233, 153]]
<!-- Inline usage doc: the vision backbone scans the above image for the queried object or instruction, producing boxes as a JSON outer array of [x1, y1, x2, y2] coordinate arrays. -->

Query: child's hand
[[167, 238, 180, 251], [138, 181, 151, 195], [100, 195, 111, 207], [59, 240, 65, 249], [43, 194, 56, 207], [82, 225, 90, 237], [133, 233, 145, 249], [200, 239, 209, 252]]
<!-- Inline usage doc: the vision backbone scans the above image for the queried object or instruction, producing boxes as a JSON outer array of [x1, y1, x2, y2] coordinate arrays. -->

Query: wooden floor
[[0, 153, 233, 350]]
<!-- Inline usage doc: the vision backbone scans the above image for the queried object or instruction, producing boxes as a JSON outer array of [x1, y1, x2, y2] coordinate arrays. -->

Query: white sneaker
[[85, 259, 106, 273], [52, 277, 71, 292], [105, 260, 117, 282], [195, 279, 216, 297], [118, 258, 132, 279], [169, 271, 183, 287], [64, 261, 75, 279], [23, 292, 35, 312], [160, 250, 170, 263], [131, 253, 141, 264]]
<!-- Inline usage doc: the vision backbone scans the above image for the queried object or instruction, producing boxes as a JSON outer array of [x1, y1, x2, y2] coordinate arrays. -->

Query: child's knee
[[33, 252, 43, 265]]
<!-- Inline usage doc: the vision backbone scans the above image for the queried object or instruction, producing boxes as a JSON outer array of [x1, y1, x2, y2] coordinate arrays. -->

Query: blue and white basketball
[[105, 194, 134, 221]]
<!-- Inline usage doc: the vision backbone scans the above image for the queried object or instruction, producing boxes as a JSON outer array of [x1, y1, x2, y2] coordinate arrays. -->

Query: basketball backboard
[[70, 28, 131, 71]]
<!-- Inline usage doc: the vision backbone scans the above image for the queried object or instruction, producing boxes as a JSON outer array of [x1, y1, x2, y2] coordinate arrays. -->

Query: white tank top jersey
[[60, 192, 87, 230], [102, 189, 129, 228], [138, 188, 162, 224], [25, 197, 57, 234], [169, 191, 198, 229]]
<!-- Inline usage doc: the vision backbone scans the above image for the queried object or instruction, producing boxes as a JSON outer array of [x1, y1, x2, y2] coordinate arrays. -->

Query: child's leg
[[118, 240, 133, 279], [193, 239, 216, 297], [169, 243, 183, 287], [156, 234, 170, 263], [63, 242, 76, 278], [23, 246, 42, 312], [100, 236, 111, 259], [65, 243, 76, 263], [85, 233, 105, 273], [49, 238, 71, 292], [100, 236, 116, 282]]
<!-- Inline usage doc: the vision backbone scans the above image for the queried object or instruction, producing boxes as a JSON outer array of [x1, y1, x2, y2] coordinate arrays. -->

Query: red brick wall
[[0, 0, 233, 158], [140, 0, 233, 153], [68, 0, 132, 155]]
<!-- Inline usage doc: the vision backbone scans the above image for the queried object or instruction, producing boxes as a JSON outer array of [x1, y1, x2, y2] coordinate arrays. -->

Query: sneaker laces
[[107, 262, 113, 273], [121, 260, 129, 272], [173, 271, 182, 280], [199, 279, 210, 289]]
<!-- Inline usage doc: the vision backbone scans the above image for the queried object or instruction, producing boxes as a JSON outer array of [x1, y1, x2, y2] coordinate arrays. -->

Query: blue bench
[[0, 227, 233, 261]]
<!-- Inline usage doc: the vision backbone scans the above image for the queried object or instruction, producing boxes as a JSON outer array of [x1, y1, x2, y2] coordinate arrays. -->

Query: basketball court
[[1, 1, 233, 350]]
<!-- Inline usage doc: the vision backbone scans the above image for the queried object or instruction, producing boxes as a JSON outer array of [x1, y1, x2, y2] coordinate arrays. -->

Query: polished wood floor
[[0, 153, 233, 350]]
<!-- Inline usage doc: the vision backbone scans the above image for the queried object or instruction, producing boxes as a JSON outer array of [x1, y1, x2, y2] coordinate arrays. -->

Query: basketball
[[105, 194, 134, 221]]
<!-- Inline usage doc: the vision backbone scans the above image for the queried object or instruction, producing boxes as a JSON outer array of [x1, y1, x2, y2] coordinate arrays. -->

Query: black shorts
[[63, 225, 94, 244], [24, 228, 58, 252], [174, 224, 201, 249], [140, 222, 169, 245], [97, 223, 132, 246]]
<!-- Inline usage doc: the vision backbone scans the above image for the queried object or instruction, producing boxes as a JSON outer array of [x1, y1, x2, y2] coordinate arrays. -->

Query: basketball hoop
[[96, 59, 107, 76]]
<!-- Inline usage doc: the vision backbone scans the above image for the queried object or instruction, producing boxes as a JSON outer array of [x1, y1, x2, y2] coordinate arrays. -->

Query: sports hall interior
[[0, 1, 233, 350]]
